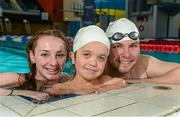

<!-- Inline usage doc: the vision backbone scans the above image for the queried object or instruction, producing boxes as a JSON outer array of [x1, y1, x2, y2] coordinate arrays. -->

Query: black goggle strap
[[110, 32, 139, 41]]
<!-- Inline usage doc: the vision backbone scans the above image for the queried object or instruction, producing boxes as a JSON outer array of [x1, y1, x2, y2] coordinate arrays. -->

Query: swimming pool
[[141, 51, 180, 63]]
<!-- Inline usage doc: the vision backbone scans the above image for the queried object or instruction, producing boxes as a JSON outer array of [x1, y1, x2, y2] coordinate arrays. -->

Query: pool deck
[[0, 83, 180, 117]]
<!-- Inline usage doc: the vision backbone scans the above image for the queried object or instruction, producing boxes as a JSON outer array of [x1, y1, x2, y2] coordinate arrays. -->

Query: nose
[[50, 56, 58, 66], [89, 57, 97, 67], [120, 48, 132, 58]]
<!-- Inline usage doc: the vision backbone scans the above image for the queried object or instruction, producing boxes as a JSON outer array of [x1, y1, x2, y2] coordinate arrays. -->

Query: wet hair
[[25, 29, 70, 81]]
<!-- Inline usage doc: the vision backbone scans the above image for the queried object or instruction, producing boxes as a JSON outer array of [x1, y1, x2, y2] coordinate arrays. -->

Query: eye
[[130, 44, 139, 48], [57, 53, 66, 58], [98, 56, 106, 62], [83, 53, 91, 58], [41, 53, 49, 57], [112, 44, 122, 49]]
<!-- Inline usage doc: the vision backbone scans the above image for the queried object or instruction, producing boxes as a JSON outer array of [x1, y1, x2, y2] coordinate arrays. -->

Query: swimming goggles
[[109, 31, 139, 41]]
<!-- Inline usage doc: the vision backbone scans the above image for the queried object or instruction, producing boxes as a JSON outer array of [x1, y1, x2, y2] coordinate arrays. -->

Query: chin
[[47, 74, 59, 80], [83, 74, 99, 81], [118, 67, 131, 73]]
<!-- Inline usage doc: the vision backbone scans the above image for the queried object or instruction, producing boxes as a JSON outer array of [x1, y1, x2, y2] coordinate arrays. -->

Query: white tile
[[95, 102, 170, 116], [0, 96, 60, 117], [33, 109, 80, 117], [166, 111, 180, 117], [15, 96, 36, 105], [106, 83, 146, 95], [117, 85, 172, 101], [64, 95, 135, 116], [0, 96, 31, 106], [159, 107, 180, 116], [142, 94, 180, 108], [0, 104, 21, 117], [7, 103, 35, 117], [51, 93, 110, 108], [25, 103, 58, 117]]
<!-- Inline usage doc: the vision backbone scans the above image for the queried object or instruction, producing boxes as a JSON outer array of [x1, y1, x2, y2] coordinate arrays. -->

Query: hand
[[27, 91, 50, 101], [14, 90, 50, 101]]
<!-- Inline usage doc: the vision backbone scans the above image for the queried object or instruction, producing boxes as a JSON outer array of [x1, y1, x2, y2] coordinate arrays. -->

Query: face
[[72, 42, 109, 80], [30, 35, 68, 80], [109, 39, 140, 73]]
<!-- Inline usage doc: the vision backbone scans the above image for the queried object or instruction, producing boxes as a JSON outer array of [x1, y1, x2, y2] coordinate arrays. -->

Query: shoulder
[[97, 75, 111, 82], [140, 54, 179, 78], [16, 73, 28, 85], [139, 54, 152, 61], [135, 54, 154, 67]]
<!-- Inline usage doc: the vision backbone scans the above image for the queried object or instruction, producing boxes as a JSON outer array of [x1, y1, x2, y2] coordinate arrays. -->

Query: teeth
[[120, 61, 131, 64], [47, 68, 58, 72]]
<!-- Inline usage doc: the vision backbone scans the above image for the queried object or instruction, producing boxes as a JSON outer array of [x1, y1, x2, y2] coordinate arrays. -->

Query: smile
[[84, 68, 97, 72], [46, 68, 59, 74], [120, 61, 131, 64]]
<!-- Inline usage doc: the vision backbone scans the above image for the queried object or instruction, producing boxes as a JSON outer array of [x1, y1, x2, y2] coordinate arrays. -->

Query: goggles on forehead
[[109, 31, 139, 41]]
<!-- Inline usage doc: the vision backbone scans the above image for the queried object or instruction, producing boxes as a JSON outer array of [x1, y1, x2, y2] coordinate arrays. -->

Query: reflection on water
[[20, 94, 79, 104]]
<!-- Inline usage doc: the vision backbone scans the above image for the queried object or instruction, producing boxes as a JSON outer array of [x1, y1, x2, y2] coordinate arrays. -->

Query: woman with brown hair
[[0, 29, 71, 100]]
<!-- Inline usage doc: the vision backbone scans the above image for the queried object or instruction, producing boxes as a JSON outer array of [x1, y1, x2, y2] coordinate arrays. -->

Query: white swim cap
[[106, 18, 139, 43], [73, 25, 110, 53]]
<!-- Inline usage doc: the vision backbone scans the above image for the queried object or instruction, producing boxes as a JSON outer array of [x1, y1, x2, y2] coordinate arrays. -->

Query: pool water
[[141, 51, 180, 63], [0, 46, 29, 73]]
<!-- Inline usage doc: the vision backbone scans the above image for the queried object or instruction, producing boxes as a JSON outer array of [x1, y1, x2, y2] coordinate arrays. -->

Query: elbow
[[116, 79, 128, 88]]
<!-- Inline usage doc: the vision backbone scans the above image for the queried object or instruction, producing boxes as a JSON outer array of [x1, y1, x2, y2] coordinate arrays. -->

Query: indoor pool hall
[[0, 0, 180, 116]]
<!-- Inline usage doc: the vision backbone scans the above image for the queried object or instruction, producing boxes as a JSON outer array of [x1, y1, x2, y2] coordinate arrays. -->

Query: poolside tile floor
[[0, 83, 179, 117]]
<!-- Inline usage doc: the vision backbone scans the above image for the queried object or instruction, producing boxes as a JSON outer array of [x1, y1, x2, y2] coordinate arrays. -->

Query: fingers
[[45, 87, 59, 95], [34, 93, 50, 101]]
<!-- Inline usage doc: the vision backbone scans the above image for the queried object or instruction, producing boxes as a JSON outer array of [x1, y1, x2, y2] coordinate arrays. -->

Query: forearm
[[0, 88, 50, 100], [0, 88, 35, 96], [98, 80, 127, 93], [145, 67, 180, 84], [45, 83, 74, 95], [0, 73, 24, 88], [0, 88, 14, 95]]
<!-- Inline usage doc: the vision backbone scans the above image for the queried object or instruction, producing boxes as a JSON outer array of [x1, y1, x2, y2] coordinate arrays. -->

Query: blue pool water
[[141, 51, 180, 63]]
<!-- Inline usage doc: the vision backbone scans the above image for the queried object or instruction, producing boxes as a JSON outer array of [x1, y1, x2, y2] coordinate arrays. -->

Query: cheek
[[98, 62, 106, 70], [110, 49, 119, 57], [35, 57, 47, 65], [131, 49, 140, 58], [74, 54, 86, 64], [58, 58, 67, 66], [75, 58, 85, 67], [109, 51, 117, 62]]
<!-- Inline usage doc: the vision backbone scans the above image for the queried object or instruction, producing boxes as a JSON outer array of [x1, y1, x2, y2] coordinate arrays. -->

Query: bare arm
[[45, 81, 99, 95], [45, 83, 74, 95], [97, 75, 127, 93], [0, 88, 50, 101], [144, 67, 180, 84], [146, 55, 180, 84], [0, 72, 25, 88]]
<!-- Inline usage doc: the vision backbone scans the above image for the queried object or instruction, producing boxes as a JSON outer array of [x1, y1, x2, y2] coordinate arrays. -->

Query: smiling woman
[[0, 29, 72, 100]]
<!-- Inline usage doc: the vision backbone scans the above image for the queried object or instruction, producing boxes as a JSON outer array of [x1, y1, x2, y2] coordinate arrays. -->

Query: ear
[[29, 50, 35, 64], [70, 52, 75, 64]]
